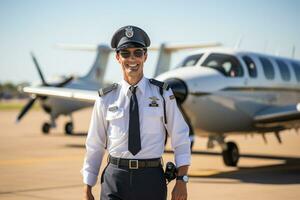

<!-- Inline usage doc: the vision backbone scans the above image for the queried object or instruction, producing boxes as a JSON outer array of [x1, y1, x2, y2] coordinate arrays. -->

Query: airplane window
[[242, 56, 257, 78], [291, 62, 300, 82], [276, 60, 291, 81], [259, 57, 275, 80], [176, 54, 203, 67], [202, 53, 244, 77]]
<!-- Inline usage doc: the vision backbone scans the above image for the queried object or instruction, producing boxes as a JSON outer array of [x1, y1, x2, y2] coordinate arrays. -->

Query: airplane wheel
[[42, 123, 50, 134], [222, 141, 239, 166], [65, 122, 73, 135]]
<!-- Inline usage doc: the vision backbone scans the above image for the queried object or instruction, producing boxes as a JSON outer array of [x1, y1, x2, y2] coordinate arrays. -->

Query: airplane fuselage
[[157, 49, 300, 137]]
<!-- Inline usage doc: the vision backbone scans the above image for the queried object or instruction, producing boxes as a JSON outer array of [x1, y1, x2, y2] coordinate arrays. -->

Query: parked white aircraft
[[16, 44, 111, 134], [18, 42, 220, 135], [23, 47, 300, 166], [157, 48, 300, 166]]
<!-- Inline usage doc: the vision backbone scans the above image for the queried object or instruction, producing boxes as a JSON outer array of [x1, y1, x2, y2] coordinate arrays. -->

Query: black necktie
[[128, 86, 141, 155]]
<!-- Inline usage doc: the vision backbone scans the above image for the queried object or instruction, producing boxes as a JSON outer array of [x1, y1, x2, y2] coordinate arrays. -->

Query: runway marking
[[0, 155, 82, 166]]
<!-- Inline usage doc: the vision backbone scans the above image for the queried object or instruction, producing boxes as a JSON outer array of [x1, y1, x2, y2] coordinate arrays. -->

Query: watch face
[[183, 175, 189, 182]]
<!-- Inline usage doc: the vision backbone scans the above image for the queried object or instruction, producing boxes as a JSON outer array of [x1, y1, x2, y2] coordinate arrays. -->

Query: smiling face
[[116, 47, 147, 84]]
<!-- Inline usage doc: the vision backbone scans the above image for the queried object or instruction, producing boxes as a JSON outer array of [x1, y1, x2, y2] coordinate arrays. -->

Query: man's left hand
[[171, 181, 187, 200]]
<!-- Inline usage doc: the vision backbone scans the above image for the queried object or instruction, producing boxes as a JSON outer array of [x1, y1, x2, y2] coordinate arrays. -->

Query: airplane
[[157, 48, 300, 166], [22, 46, 300, 166], [18, 42, 220, 135], [16, 44, 112, 134]]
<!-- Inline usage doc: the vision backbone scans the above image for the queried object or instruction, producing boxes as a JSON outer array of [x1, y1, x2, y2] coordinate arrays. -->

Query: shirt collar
[[121, 76, 147, 96]]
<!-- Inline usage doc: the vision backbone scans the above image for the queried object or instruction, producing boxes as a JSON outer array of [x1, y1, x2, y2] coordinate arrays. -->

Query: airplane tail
[[150, 42, 222, 77], [56, 43, 112, 84], [152, 43, 171, 77]]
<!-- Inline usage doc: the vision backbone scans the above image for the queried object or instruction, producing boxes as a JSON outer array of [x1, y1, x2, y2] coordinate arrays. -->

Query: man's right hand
[[83, 185, 94, 200]]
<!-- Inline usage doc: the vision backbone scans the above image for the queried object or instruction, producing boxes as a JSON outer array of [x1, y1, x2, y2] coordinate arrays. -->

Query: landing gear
[[41, 115, 57, 134], [207, 135, 240, 167], [40, 115, 74, 135], [65, 122, 74, 135], [42, 122, 51, 134], [222, 141, 239, 167], [64, 115, 74, 135]]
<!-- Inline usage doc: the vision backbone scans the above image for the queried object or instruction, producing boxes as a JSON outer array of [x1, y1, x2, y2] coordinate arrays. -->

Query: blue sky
[[0, 0, 299, 84]]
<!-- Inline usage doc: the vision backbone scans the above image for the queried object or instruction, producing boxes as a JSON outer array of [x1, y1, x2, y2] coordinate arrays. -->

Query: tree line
[[0, 82, 30, 99]]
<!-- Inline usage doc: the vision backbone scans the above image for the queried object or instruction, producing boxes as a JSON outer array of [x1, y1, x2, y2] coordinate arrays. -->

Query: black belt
[[108, 155, 162, 169]]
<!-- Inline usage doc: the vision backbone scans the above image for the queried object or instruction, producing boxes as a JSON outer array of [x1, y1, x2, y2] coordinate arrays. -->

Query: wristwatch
[[176, 175, 189, 183]]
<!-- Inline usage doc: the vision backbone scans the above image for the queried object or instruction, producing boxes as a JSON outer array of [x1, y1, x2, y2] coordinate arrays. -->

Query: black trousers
[[100, 163, 167, 200]]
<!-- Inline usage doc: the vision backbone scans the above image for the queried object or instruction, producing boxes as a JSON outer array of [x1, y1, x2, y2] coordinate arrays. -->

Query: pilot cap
[[111, 25, 151, 51]]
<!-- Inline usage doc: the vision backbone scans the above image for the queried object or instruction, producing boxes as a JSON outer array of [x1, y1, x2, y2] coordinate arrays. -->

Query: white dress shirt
[[81, 76, 191, 186]]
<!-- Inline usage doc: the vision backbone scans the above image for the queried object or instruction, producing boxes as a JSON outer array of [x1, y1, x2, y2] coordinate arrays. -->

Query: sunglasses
[[118, 49, 145, 58]]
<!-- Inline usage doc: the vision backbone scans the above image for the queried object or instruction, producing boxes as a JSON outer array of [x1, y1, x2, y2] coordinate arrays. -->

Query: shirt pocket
[[106, 108, 126, 138], [143, 107, 163, 134]]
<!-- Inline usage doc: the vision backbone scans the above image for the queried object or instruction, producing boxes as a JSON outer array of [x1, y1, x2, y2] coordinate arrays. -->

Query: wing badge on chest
[[148, 96, 159, 107]]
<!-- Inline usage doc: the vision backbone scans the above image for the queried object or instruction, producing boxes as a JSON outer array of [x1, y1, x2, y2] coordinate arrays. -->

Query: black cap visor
[[116, 42, 146, 51]]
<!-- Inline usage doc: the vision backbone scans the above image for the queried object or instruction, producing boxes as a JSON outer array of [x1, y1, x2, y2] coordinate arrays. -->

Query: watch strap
[[176, 175, 189, 182]]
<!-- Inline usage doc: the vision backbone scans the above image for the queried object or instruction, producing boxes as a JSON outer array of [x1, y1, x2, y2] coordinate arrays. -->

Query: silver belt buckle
[[129, 160, 139, 169]]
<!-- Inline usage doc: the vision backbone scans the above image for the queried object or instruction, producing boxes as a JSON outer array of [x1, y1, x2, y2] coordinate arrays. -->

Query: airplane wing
[[23, 86, 98, 102], [254, 104, 300, 127]]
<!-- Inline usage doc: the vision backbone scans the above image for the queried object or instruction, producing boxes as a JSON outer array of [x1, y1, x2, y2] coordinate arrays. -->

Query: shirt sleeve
[[80, 98, 107, 186], [164, 89, 191, 167]]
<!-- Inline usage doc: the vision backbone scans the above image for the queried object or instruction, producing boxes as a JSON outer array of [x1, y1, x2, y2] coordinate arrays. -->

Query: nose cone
[[165, 78, 188, 104]]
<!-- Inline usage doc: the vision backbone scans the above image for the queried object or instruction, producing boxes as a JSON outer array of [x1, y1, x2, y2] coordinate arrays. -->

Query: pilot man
[[82, 25, 191, 200]]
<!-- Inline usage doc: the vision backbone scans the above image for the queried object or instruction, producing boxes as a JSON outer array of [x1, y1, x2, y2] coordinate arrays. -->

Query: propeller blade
[[165, 78, 188, 104], [30, 52, 48, 86], [54, 76, 74, 87], [16, 97, 37, 122]]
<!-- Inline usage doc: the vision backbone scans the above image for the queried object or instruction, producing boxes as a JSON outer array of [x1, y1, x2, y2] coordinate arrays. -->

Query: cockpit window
[[176, 54, 203, 67], [202, 53, 244, 77]]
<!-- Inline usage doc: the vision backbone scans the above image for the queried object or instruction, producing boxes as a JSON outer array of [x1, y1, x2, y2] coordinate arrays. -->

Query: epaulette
[[98, 83, 118, 97], [149, 79, 169, 90]]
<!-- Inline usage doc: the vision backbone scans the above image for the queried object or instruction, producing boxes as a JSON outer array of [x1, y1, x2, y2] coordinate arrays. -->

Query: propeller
[[165, 78, 194, 147], [165, 78, 188, 104], [31, 52, 48, 86], [16, 96, 37, 122], [16, 52, 74, 123]]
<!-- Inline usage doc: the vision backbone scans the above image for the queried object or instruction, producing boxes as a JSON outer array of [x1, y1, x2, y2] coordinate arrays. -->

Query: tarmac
[[0, 108, 300, 200]]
